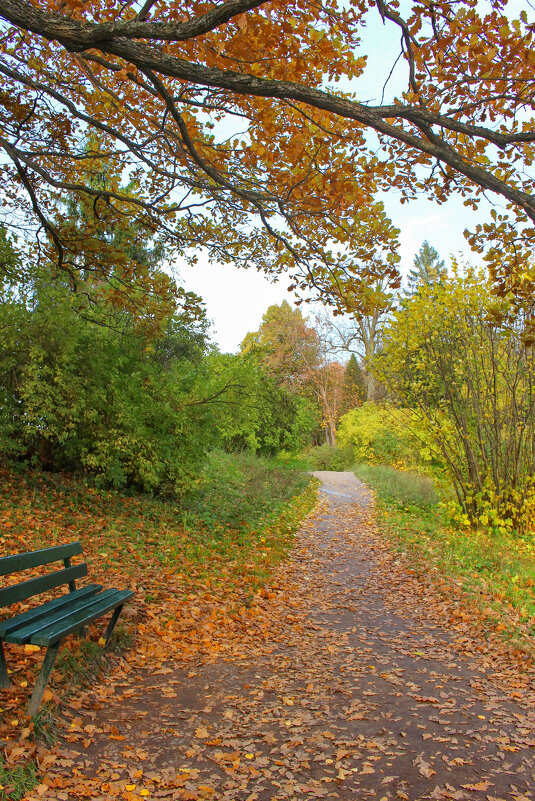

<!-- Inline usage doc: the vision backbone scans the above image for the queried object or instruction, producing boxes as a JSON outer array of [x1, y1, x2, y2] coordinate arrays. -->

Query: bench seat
[[5, 587, 133, 646], [0, 583, 103, 640], [0, 542, 134, 715]]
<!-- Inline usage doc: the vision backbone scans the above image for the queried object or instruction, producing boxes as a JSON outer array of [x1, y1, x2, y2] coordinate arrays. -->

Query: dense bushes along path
[[33, 473, 534, 800]]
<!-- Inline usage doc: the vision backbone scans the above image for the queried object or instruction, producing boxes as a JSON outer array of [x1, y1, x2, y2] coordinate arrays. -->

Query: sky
[[177, 2, 524, 354], [178, 194, 481, 353]]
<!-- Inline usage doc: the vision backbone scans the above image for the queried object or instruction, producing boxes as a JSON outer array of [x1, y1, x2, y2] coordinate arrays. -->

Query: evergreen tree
[[342, 354, 366, 410], [406, 241, 446, 295]]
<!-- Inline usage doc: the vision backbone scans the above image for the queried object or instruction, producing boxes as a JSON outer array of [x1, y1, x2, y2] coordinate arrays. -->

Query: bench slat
[[30, 589, 134, 646], [0, 543, 83, 576], [0, 564, 88, 608], [6, 588, 120, 644], [0, 584, 102, 638]]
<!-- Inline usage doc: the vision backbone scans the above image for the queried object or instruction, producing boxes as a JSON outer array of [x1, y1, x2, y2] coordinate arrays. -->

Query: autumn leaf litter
[[5, 472, 535, 800]]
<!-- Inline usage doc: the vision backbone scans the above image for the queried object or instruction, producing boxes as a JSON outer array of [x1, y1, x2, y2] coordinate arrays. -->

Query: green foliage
[[0, 268, 211, 497], [185, 450, 311, 532], [0, 757, 38, 801], [342, 353, 366, 408], [405, 240, 446, 295], [0, 248, 320, 496], [206, 353, 318, 456], [353, 464, 438, 507], [0, 226, 22, 285], [336, 402, 441, 472], [306, 443, 355, 471], [241, 302, 354, 447]]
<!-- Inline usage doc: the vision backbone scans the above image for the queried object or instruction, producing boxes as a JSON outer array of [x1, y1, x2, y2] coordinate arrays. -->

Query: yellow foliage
[[336, 402, 442, 473], [447, 475, 535, 536], [377, 264, 535, 536]]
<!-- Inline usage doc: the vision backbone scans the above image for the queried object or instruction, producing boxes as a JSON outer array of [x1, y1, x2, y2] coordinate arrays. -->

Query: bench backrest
[[0, 542, 87, 607]]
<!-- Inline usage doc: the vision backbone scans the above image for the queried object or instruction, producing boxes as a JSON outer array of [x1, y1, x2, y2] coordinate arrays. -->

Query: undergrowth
[[185, 449, 311, 532], [365, 465, 535, 653], [304, 444, 355, 471], [0, 452, 313, 591], [0, 454, 316, 733], [0, 756, 38, 800], [354, 463, 438, 507]]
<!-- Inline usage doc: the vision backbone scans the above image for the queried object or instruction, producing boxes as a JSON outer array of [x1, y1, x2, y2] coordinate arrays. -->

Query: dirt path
[[44, 472, 535, 800]]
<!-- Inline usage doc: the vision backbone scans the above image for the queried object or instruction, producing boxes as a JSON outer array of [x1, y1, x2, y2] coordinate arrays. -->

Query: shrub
[[306, 443, 355, 471], [185, 450, 310, 531], [377, 265, 535, 533], [336, 402, 441, 472]]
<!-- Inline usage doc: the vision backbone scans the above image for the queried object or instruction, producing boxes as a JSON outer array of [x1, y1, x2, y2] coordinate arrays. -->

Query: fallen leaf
[[461, 781, 493, 791]]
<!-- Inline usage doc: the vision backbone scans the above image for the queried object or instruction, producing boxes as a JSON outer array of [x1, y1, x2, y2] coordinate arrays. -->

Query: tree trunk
[[365, 370, 377, 402]]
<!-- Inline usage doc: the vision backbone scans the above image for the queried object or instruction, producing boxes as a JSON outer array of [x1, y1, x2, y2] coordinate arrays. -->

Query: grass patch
[[53, 628, 133, 691], [0, 757, 38, 800], [363, 465, 535, 651], [29, 705, 59, 746], [56, 638, 109, 688], [354, 463, 439, 507]]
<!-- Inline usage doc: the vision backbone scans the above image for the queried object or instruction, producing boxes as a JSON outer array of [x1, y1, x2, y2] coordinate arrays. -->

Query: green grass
[[362, 464, 535, 652], [185, 449, 311, 532], [354, 463, 439, 507], [55, 636, 121, 689], [0, 757, 38, 800], [29, 705, 59, 746]]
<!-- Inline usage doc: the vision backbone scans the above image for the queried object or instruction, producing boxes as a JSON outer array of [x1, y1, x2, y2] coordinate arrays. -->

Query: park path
[[43, 472, 534, 800]]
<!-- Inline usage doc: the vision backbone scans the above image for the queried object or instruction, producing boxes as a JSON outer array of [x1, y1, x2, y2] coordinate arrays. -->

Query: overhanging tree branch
[[0, 0, 533, 221]]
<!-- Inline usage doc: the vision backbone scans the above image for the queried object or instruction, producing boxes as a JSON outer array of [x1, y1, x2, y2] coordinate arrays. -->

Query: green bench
[[0, 542, 134, 715]]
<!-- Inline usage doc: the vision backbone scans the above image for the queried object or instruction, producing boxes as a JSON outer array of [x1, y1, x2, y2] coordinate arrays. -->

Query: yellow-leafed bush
[[377, 264, 535, 536], [336, 402, 442, 473]]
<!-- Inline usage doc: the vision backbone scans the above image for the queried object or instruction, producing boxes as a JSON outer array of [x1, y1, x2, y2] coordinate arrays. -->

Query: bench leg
[[104, 605, 124, 647], [28, 642, 60, 717], [0, 642, 10, 689]]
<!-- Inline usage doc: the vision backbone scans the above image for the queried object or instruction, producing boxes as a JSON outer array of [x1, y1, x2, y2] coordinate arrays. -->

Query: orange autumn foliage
[[0, 0, 533, 318]]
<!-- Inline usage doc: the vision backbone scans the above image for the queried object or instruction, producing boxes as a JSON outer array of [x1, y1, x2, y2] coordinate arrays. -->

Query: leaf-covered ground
[[7, 471, 534, 801], [0, 464, 315, 797]]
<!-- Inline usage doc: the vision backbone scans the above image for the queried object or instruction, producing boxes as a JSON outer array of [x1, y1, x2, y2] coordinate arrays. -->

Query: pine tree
[[342, 354, 366, 410], [406, 241, 446, 295]]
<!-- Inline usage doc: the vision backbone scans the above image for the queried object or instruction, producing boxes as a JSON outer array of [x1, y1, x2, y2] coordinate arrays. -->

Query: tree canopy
[[0, 0, 534, 317], [241, 301, 321, 390]]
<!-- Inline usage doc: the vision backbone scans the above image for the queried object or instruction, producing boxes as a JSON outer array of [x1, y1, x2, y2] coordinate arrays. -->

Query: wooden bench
[[0, 542, 134, 715]]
